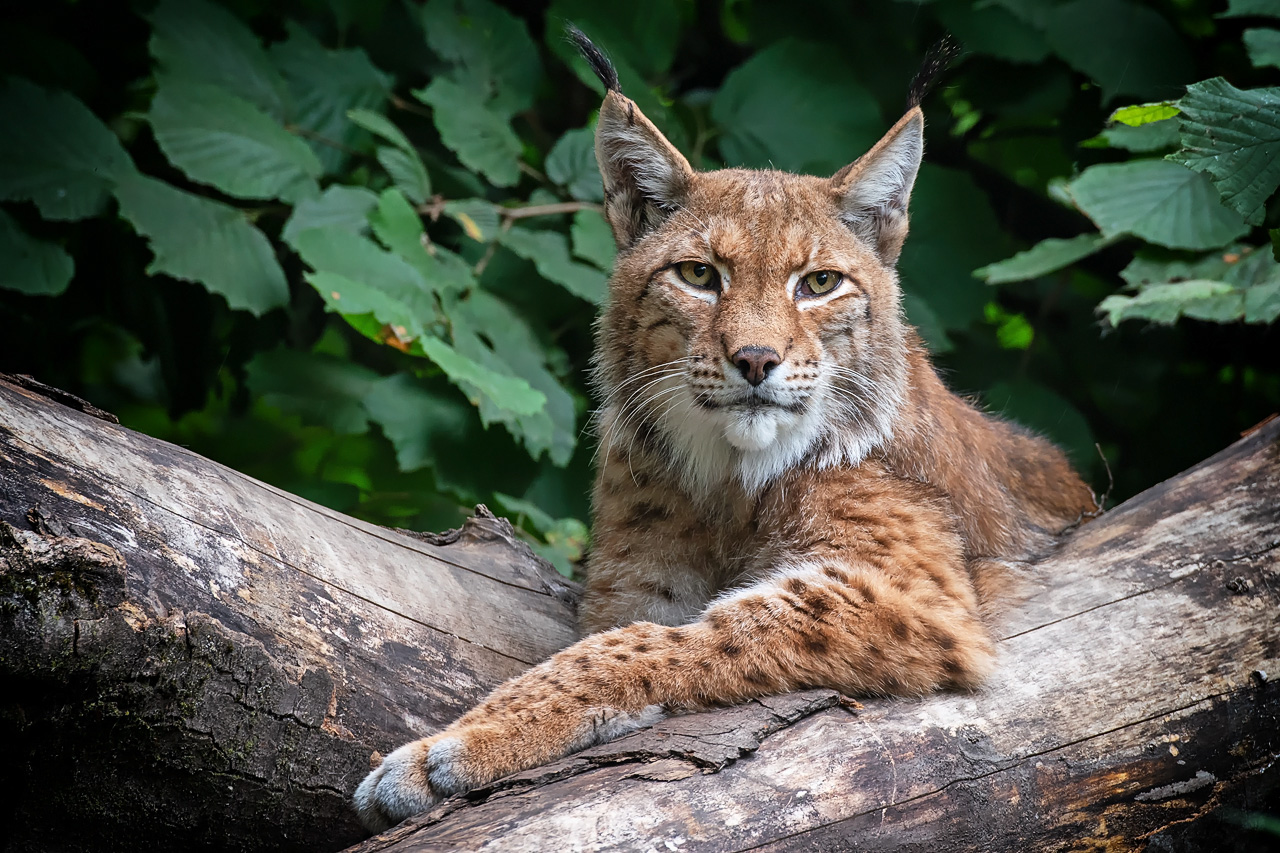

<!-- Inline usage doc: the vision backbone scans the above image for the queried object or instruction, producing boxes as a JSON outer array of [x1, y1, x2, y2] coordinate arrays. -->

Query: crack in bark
[[732, 684, 1274, 852], [1001, 537, 1280, 642]]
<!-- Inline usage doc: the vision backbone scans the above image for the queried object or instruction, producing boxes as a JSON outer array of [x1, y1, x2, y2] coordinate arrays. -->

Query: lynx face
[[592, 102, 922, 496]]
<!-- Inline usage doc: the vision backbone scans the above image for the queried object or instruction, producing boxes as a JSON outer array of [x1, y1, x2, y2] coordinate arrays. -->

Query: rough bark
[[0, 377, 577, 852], [0, 376, 1277, 852]]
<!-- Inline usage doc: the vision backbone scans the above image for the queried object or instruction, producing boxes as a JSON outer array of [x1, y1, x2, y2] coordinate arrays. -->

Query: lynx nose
[[732, 346, 781, 387]]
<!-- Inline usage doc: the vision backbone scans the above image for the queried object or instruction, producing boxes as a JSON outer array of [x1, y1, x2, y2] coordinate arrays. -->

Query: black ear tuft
[[906, 34, 962, 110], [565, 24, 621, 94]]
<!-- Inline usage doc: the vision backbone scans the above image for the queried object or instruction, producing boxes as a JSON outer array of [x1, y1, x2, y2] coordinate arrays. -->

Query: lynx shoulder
[[353, 31, 1096, 832]]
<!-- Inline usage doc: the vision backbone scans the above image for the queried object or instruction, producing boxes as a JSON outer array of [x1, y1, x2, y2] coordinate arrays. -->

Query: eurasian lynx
[[354, 31, 1095, 831]]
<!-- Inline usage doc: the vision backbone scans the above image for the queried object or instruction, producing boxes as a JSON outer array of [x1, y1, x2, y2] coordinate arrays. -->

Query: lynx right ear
[[829, 108, 924, 265], [567, 26, 692, 248]]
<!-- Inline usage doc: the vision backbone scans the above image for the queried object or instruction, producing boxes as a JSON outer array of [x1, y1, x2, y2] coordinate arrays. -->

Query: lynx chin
[[353, 30, 1096, 832]]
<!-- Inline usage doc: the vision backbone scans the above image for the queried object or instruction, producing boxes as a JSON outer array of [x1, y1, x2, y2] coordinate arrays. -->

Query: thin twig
[[1090, 441, 1115, 514], [502, 201, 601, 219], [518, 161, 550, 183], [390, 93, 434, 120], [415, 199, 601, 221], [472, 219, 514, 277], [288, 125, 367, 157]]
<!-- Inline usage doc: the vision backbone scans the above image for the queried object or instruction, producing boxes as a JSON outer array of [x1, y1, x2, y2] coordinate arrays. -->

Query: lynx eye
[[798, 270, 843, 297], [676, 261, 718, 289]]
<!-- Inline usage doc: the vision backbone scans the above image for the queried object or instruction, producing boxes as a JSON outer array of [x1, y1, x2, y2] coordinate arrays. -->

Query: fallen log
[[0, 375, 1277, 852], [0, 376, 577, 852]]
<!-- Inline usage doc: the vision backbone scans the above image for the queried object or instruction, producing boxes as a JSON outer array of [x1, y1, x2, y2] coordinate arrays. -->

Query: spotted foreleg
[[354, 557, 993, 831]]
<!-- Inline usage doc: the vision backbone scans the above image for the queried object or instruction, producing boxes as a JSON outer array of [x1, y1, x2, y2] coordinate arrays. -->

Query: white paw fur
[[353, 739, 444, 832]]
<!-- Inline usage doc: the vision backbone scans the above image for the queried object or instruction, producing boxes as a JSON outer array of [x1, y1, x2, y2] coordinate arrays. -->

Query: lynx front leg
[[354, 558, 994, 831]]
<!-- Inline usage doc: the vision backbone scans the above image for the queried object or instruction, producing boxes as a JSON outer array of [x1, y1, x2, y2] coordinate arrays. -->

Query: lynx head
[[576, 30, 933, 497]]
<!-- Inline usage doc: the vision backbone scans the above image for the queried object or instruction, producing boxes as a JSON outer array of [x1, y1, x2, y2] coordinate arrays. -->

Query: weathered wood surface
[[348, 418, 1280, 853], [0, 377, 577, 852]]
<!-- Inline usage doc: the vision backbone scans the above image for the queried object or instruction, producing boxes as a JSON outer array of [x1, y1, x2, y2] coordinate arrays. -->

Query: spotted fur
[[354, 37, 1095, 833]]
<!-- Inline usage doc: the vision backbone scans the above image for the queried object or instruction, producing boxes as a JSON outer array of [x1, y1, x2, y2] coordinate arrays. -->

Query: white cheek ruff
[[598, 347, 906, 500], [651, 366, 903, 497], [652, 385, 828, 496]]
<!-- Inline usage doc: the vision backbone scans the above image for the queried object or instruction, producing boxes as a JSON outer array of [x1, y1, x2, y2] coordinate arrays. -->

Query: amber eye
[[799, 270, 843, 297], [676, 261, 719, 289]]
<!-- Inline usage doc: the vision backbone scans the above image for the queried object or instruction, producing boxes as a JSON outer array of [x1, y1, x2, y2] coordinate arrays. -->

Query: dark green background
[[1, 0, 1277, 566]]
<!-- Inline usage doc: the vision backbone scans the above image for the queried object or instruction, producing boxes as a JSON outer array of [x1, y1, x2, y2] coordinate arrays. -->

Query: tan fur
[[354, 84, 1096, 832]]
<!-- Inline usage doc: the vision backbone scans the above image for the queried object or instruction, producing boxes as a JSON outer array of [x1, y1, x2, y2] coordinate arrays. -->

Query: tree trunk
[[1, 375, 1277, 853]]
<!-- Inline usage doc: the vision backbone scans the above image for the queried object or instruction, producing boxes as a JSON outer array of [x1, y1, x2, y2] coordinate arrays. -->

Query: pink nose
[[732, 346, 781, 386]]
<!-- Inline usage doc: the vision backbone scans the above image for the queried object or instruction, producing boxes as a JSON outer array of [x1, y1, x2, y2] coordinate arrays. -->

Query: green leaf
[[420, 335, 546, 416], [419, 0, 541, 118], [984, 302, 1035, 350], [449, 289, 576, 463], [899, 165, 1014, 330], [347, 108, 433, 201], [347, 108, 415, 152], [0, 78, 135, 220], [303, 267, 544, 416], [976, 233, 1116, 284], [711, 39, 883, 174], [1246, 280, 1280, 322], [368, 188, 472, 295], [500, 227, 608, 304], [281, 184, 378, 247], [246, 348, 379, 434], [1272, 228, 1280, 262], [1082, 118, 1181, 152], [1119, 249, 1236, 289], [1220, 0, 1280, 19], [377, 147, 432, 204], [294, 226, 436, 330], [1109, 102, 1181, 126], [269, 24, 391, 174], [1244, 28, 1280, 69], [148, 0, 288, 120], [413, 77, 522, 187], [1067, 160, 1250, 250], [445, 199, 501, 242], [1099, 279, 1243, 325], [1171, 77, 1280, 226], [294, 225, 543, 413], [113, 174, 289, 315], [148, 77, 322, 203], [1105, 246, 1280, 325], [1044, 0, 1192, 103], [362, 372, 474, 473], [546, 127, 604, 202], [571, 209, 616, 272], [0, 209, 74, 295]]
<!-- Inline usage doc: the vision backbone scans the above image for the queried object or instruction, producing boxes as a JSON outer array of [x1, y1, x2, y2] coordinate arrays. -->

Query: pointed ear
[[830, 107, 925, 265], [595, 90, 694, 249]]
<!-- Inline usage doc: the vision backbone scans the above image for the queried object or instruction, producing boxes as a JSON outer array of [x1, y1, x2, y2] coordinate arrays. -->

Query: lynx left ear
[[567, 25, 692, 248], [594, 91, 694, 249], [829, 107, 924, 265]]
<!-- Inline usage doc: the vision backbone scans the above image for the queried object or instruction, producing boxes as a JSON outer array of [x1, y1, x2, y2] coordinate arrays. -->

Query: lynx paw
[[353, 735, 477, 832]]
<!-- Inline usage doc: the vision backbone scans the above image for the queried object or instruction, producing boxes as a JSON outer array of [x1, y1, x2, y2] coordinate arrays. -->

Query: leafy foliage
[[1, 0, 1278, 570]]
